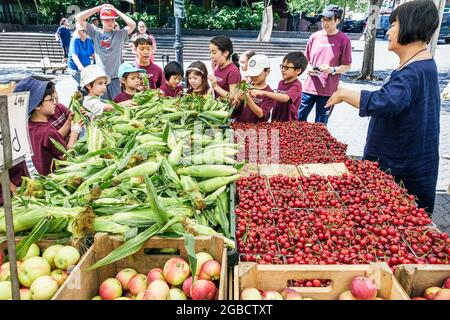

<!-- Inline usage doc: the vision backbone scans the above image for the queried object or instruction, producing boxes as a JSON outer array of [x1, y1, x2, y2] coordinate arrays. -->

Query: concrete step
[[0, 32, 306, 65]]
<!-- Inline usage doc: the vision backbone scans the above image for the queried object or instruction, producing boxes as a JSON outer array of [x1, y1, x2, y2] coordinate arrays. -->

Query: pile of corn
[[0, 90, 238, 267]]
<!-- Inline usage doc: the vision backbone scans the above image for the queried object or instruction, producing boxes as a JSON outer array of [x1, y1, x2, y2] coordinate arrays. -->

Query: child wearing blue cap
[[114, 62, 146, 104], [14, 76, 83, 176]]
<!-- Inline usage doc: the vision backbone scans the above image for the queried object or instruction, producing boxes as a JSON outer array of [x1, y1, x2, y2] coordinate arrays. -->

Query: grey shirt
[[85, 23, 129, 79]]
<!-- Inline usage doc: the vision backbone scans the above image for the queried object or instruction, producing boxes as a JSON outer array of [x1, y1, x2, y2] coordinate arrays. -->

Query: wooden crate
[[234, 262, 409, 300], [0, 237, 90, 300], [270, 164, 301, 177], [394, 264, 450, 298], [54, 233, 228, 300], [240, 163, 259, 177]]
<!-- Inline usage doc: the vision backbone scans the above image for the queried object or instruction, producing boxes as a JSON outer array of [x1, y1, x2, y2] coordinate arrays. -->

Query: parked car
[[438, 11, 450, 43], [376, 14, 390, 38], [339, 19, 366, 33]]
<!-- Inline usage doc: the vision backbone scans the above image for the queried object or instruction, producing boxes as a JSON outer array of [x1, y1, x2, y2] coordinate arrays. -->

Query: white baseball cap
[[242, 54, 271, 77], [80, 65, 111, 89]]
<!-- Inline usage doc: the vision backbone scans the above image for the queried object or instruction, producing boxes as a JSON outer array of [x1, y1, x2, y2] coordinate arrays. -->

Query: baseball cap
[[80, 65, 111, 89], [118, 63, 146, 78], [100, 7, 118, 20], [242, 54, 271, 77], [13, 76, 49, 114], [319, 4, 343, 19]]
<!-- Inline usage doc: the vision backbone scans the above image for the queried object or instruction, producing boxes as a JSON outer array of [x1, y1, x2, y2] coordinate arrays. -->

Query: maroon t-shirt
[[48, 103, 70, 131], [0, 161, 29, 205], [159, 82, 183, 98], [114, 91, 133, 103], [214, 63, 241, 93], [28, 121, 67, 176], [134, 61, 164, 89], [271, 79, 302, 122], [234, 85, 274, 123]]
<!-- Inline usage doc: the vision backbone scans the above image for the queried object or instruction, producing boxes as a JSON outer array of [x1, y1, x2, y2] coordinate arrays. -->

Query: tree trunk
[[358, 0, 384, 80]]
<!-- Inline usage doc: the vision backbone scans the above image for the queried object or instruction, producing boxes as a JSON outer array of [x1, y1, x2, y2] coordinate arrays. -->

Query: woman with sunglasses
[[297, 5, 352, 125], [67, 22, 95, 90], [326, 0, 440, 214]]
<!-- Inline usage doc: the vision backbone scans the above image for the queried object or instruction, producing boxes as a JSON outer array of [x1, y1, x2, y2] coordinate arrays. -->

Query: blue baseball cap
[[13, 76, 49, 114], [118, 63, 146, 78]]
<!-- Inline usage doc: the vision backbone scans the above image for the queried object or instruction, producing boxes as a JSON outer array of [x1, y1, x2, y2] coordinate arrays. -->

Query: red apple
[[163, 257, 190, 286], [442, 277, 450, 289], [143, 280, 169, 300], [128, 274, 148, 296], [182, 276, 193, 298], [99, 278, 122, 300], [190, 280, 217, 300], [116, 268, 137, 291], [281, 288, 302, 300], [199, 260, 221, 281], [433, 288, 450, 300], [147, 268, 165, 283], [424, 286, 441, 300]]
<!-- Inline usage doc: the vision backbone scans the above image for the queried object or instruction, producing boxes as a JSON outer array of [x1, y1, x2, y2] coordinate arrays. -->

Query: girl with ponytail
[[208, 35, 241, 102]]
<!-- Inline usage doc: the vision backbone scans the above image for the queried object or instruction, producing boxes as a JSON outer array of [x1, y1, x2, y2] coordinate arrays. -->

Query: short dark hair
[[283, 51, 308, 76], [389, 0, 439, 45], [164, 61, 183, 81], [133, 36, 153, 48]]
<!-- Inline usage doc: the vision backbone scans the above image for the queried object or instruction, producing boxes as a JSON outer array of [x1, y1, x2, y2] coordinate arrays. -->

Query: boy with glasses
[[14, 77, 83, 176], [298, 4, 352, 125], [251, 51, 307, 121]]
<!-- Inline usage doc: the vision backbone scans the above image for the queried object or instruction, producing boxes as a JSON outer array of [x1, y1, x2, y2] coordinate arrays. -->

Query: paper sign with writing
[[0, 92, 32, 171]]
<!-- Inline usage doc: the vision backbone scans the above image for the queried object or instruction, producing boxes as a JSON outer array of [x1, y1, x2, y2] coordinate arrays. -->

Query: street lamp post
[[174, 0, 185, 66]]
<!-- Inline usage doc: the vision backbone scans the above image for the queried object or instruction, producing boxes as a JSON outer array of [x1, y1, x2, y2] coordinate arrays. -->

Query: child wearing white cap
[[233, 54, 275, 123], [80, 64, 114, 118]]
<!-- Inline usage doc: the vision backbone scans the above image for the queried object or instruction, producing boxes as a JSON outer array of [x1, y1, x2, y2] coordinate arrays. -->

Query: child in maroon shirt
[[234, 54, 274, 123], [186, 61, 212, 96], [208, 36, 241, 102], [251, 52, 307, 122], [132, 36, 163, 90], [159, 61, 184, 98], [114, 62, 146, 104], [14, 77, 83, 176]]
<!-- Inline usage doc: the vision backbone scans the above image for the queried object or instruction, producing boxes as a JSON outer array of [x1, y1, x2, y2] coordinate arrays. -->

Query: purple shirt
[[159, 82, 183, 98], [114, 92, 133, 103], [0, 162, 29, 205], [134, 61, 164, 89], [214, 63, 241, 93], [303, 30, 352, 97], [234, 85, 274, 123], [28, 121, 67, 176], [271, 79, 303, 122]]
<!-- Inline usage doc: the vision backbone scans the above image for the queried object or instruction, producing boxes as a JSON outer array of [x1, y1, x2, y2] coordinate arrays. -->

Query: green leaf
[[184, 233, 197, 279], [144, 175, 168, 227], [14, 216, 53, 261], [50, 137, 71, 159]]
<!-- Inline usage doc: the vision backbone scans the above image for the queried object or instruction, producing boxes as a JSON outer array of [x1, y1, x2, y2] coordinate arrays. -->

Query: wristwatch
[[331, 67, 337, 75]]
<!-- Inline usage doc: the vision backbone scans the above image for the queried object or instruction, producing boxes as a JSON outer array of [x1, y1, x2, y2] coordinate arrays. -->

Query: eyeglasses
[[43, 96, 57, 103], [280, 64, 299, 71], [321, 17, 334, 22]]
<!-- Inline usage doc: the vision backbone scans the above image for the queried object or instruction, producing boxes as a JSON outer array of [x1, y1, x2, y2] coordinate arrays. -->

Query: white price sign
[[0, 92, 33, 170]]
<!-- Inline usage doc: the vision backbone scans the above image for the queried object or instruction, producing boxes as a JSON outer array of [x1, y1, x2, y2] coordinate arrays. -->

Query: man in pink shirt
[[298, 5, 352, 125]]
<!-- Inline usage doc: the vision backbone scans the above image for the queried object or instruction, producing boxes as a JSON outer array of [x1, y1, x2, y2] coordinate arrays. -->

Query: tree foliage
[[286, 0, 368, 15]]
